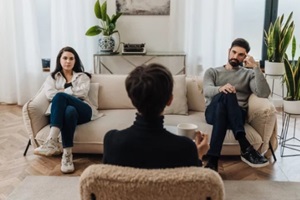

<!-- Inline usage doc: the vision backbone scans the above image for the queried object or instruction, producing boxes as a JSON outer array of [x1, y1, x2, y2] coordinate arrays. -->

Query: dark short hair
[[230, 38, 250, 53], [125, 63, 173, 119]]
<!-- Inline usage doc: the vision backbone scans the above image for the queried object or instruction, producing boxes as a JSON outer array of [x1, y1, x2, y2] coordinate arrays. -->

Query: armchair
[[80, 164, 225, 200]]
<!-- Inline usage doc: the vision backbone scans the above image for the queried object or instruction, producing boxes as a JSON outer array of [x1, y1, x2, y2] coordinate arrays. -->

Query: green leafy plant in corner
[[283, 36, 300, 100], [265, 12, 295, 62], [85, 0, 122, 36]]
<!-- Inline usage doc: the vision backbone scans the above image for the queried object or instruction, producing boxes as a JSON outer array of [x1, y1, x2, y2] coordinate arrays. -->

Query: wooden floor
[[0, 104, 300, 199]]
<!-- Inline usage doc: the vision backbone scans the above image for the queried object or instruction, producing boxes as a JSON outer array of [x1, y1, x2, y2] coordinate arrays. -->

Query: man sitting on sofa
[[103, 63, 209, 168], [203, 38, 271, 172]]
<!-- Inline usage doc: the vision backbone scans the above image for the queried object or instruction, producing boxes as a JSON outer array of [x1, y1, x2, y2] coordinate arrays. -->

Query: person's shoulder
[[74, 72, 91, 80], [206, 66, 224, 72], [104, 129, 119, 139]]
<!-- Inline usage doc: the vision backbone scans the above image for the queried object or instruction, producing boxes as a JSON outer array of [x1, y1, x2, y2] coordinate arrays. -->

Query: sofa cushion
[[163, 75, 188, 115], [91, 75, 134, 109], [88, 83, 100, 108], [186, 76, 205, 112]]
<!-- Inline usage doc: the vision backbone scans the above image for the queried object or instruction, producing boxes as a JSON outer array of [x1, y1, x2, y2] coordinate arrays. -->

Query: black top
[[103, 113, 202, 169]]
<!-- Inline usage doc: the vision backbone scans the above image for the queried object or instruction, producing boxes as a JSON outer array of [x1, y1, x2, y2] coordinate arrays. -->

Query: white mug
[[177, 123, 198, 138]]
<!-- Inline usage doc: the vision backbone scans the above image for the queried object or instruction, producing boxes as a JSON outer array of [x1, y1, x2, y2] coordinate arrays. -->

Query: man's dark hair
[[125, 63, 173, 119], [230, 38, 250, 53]]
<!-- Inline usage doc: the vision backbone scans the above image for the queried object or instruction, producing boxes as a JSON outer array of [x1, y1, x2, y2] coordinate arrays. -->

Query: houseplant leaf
[[295, 57, 300, 100], [111, 13, 122, 24], [264, 12, 295, 63], [284, 58, 294, 100], [279, 22, 295, 61], [292, 36, 296, 61], [86, 0, 122, 37], [85, 25, 103, 36], [101, 1, 107, 22], [94, 0, 102, 19]]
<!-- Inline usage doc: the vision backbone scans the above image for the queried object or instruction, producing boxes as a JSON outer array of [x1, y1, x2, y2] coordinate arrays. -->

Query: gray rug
[[224, 180, 300, 200], [7, 176, 300, 200], [7, 176, 80, 200]]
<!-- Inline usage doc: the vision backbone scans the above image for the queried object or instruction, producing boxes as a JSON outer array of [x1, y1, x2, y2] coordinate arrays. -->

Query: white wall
[[37, 0, 186, 59], [114, 0, 185, 52]]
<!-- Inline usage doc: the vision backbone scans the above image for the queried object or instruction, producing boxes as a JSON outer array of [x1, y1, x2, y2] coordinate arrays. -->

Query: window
[[233, 0, 266, 60]]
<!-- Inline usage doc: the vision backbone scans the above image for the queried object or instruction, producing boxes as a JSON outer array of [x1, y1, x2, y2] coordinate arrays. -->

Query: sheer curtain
[[50, 0, 97, 73], [0, 0, 43, 105], [184, 0, 234, 75]]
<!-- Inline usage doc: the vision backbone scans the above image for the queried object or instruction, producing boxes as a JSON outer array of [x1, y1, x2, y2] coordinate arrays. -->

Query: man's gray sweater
[[203, 66, 271, 109]]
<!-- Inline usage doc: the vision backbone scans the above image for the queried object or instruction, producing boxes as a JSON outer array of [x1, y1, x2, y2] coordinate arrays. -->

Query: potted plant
[[86, 0, 122, 52], [264, 12, 295, 75], [283, 39, 300, 114]]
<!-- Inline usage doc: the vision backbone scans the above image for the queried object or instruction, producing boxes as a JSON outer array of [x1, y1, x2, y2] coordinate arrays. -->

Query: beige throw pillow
[[186, 76, 206, 112], [88, 83, 100, 108], [163, 75, 188, 115]]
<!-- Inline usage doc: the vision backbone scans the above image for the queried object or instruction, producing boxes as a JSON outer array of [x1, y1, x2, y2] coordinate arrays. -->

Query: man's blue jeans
[[205, 93, 247, 157], [50, 93, 92, 148]]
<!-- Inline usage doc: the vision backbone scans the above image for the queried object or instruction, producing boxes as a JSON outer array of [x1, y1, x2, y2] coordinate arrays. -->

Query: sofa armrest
[[80, 164, 225, 200], [247, 94, 278, 155], [22, 85, 49, 148]]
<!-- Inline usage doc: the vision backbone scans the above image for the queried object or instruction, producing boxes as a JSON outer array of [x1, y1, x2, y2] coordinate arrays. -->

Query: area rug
[[7, 176, 300, 200], [7, 176, 80, 200], [224, 180, 300, 200]]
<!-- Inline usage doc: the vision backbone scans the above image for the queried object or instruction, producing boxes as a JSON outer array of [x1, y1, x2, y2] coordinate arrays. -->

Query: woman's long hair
[[51, 46, 91, 79]]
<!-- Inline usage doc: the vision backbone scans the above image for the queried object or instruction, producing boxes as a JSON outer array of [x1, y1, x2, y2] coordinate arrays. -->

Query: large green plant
[[265, 12, 295, 62], [284, 55, 300, 100], [85, 0, 122, 36]]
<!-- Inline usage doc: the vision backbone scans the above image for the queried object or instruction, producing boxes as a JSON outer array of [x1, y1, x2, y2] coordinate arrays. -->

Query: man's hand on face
[[243, 54, 258, 68], [219, 83, 236, 94]]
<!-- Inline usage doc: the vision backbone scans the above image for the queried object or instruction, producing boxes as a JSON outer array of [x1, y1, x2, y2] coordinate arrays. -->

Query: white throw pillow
[[163, 75, 188, 115], [88, 83, 100, 108]]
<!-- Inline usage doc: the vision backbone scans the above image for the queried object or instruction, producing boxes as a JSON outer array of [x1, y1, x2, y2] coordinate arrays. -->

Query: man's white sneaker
[[34, 138, 62, 156], [61, 153, 75, 174]]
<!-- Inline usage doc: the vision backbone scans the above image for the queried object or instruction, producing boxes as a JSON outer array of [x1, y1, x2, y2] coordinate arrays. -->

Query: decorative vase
[[283, 100, 300, 114], [264, 61, 285, 75], [98, 35, 115, 52]]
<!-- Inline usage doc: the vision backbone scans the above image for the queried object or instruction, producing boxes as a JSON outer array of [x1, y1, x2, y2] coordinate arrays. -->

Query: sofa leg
[[269, 141, 277, 162], [23, 139, 31, 156]]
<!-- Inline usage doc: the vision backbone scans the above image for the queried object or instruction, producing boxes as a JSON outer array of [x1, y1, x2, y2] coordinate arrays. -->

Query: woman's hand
[[194, 131, 209, 160]]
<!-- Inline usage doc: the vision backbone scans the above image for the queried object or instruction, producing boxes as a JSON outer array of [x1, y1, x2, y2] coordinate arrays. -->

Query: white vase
[[283, 100, 300, 114], [264, 61, 285, 75], [98, 35, 115, 52]]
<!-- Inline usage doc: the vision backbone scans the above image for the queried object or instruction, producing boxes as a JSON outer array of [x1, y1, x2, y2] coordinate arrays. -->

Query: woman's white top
[[44, 71, 101, 120]]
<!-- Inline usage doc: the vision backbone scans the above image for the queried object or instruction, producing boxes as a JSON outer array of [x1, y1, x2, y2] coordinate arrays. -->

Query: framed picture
[[116, 0, 170, 15]]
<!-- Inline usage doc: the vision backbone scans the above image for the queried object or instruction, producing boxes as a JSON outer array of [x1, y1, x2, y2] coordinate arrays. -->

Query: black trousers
[[205, 93, 247, 157]]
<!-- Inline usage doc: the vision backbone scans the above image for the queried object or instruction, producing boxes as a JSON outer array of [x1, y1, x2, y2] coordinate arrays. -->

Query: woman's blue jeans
[[205, 93, 247, 157], [50, 93, 92, 148]]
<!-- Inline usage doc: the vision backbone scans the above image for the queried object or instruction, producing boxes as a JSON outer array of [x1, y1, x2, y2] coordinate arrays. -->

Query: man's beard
[[229, 58, 241, 67]]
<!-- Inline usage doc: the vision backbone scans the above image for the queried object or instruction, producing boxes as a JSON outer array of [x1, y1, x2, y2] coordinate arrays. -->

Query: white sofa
[[22, 74, 278, 157]]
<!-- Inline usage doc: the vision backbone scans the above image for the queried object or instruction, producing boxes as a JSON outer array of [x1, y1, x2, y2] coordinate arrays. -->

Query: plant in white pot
[[264, 12, 295, 75], [86, 0, 122, 52], [283, 40, 300, 114]]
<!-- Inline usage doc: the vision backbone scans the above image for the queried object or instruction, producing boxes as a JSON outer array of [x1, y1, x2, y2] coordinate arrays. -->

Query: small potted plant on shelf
[[283, 36, 300, 114], [86, 0, 122, 52], [264, 12, 295, 75]]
